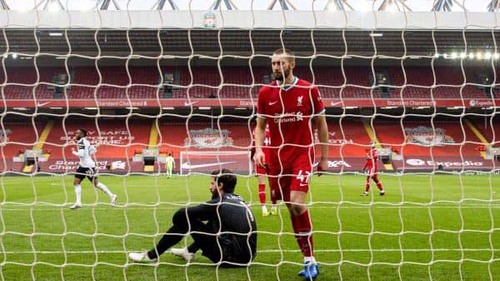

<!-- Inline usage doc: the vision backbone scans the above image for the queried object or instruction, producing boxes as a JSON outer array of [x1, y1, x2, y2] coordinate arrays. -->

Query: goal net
[[179, 151, 252, 176], [0, 1, 499, 281]]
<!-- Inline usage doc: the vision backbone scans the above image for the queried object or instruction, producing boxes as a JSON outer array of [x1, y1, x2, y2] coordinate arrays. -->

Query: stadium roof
[[0, 9, 498, 62], [0, 1, 499, 65], [1, 0, 500, 12], [2, 29, 499, 60]]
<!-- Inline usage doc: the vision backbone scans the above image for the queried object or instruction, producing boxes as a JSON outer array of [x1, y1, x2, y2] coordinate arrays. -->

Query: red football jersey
[[257, 77, 325, 167], [363, 148, 380, 174]]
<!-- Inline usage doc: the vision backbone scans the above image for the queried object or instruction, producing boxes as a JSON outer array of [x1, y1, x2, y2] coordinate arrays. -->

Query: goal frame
[[179, 150, 253, 176]]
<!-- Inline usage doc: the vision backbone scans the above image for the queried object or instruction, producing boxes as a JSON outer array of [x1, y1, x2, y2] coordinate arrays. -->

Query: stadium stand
[[0, 116, 496, 173], [1, 62, 498, 173], [373, 119, 496, 171], [375, 120, 481, 156], [35, 117, 151, 172], [1, 65, 497, 100], [0, 120, 42, 172], [473, 117, 500, 146]]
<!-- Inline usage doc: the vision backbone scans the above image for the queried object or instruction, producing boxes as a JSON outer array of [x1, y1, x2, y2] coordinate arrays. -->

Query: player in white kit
[[70, 128, 117, 210]]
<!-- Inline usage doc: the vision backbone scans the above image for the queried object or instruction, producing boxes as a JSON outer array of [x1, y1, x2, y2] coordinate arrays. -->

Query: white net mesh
[[0, 1, 499, 280]]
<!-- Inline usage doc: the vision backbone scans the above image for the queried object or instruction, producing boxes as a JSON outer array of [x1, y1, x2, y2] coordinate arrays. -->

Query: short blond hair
[[273, 48, 295, 62]]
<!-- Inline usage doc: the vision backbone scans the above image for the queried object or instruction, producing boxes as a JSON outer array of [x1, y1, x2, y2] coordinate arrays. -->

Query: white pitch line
[[0, 248, 499, 255]]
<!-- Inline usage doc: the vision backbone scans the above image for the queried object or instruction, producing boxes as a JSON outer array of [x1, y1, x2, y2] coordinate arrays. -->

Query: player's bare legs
[[287, 190, 318, 279], [286, 191, 307, 216], [70, 177, 83, 209], [362, 176, 371, 196], [372, 175, 385, 195], [267, 174, 281, 216], [92, 178, 117, 205], [257, 174, 269, 216], [270, 192, 278, 215], [362, 175, 385, 196]]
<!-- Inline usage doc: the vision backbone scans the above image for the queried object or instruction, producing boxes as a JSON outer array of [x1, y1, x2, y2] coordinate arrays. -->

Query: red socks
[[365, 177, 371, 192], [258, 184, 266, 205], [292, 210, 314, 257]]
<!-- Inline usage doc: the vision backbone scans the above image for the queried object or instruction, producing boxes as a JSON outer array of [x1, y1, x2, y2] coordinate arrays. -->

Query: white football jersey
[[72, 137, 96, 168]]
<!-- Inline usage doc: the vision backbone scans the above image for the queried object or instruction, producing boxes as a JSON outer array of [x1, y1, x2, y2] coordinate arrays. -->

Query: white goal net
[[179, 151, 252, 176], [0, 1, 499, 281]]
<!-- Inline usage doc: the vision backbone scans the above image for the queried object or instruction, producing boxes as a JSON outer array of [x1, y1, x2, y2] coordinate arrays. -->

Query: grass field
[[1, 173, 500, 281]]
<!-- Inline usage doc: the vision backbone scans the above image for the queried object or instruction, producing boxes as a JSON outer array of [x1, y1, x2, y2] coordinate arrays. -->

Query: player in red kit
[[252, 124, 278, 216], [362, 143, 385, 196], [254, 48, 329, 280]]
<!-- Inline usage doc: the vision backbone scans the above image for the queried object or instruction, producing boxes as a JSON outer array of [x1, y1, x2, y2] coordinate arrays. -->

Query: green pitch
[[1, 173, 499, 281]]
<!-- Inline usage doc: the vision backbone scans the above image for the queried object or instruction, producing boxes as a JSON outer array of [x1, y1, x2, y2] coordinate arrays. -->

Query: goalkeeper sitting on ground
[[128, 169, 257, 267]]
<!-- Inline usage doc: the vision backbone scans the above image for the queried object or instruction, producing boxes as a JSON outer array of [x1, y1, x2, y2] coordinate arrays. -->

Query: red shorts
[[367, 174, 379, 181], [255, 148, 271, 176], [255, 162, 268, 176], [268, 156, 313, 202]]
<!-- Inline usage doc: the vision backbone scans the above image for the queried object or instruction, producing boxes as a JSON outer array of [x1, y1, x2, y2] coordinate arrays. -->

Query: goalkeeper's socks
[[96, 182, 113, 198]]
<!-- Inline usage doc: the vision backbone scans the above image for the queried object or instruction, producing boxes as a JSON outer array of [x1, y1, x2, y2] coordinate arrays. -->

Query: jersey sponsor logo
[[273, 112, 304, 123], [268, 100, 278, 106], [181, 161, 236, 170]]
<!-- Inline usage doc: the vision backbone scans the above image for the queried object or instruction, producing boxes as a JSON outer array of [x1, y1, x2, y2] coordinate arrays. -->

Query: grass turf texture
[[1, 173, 499, 281]]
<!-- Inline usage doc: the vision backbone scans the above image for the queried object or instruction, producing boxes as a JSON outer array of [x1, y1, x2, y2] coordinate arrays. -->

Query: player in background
[[70, 128, 117, 210], [251, 124, 278, 217], [362, 143, 385, 196], [128, 169, 257, 266], [165, 152, 175, 178], [254, 48, 329, 280]]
